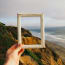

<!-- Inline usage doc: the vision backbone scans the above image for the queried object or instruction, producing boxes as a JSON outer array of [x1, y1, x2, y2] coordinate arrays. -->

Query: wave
[[45, 33, 65, 42], [45, 33, 65, 48], [31, 31, 65, 42], [31, 31, 41, 38], [31, 31, 65, 48]]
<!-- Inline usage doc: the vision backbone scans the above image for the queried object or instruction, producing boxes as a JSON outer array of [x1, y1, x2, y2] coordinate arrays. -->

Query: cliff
[[0, 22, 64, 65]]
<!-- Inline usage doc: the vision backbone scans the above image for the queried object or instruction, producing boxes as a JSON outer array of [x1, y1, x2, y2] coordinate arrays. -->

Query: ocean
[[29, 27, 65, 48]]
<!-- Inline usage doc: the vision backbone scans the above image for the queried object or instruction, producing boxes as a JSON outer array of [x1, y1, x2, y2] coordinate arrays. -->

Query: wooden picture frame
[[17, 13, 45, 48]]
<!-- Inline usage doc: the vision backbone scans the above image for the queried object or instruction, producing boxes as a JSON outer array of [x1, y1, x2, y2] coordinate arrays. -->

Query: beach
[[45, 33, 65, 48], [30, 28, 65, 63], [45, 40, 65, 63]]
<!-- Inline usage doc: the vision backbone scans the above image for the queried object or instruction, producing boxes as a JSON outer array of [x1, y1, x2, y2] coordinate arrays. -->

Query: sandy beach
[[46, 40, 65, 63]]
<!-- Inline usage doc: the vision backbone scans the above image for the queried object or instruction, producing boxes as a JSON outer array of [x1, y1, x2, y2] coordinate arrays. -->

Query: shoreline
[[31, 31, 65, 48], [46, 40, 65, 63], [45, 34, 65, 48], [30, 30, 65, 63]]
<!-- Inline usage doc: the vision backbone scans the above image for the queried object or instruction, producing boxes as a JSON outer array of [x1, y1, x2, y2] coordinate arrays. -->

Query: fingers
[[15, 44, 24, 56], [8, 44, 23, 53], [18, 48, 24, 56], [7, 44, 18, 54], [7, 43, 24, 57], [15, 44, 24, 51]]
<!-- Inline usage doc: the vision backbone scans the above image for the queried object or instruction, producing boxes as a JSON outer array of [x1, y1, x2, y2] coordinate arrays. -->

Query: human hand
[[4, 44, 24, 65]]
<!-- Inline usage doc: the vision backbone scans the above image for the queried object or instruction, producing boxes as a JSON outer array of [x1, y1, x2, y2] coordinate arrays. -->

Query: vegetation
[[0, 22, 15, 65], [0, 22, 5, 26], [0, 22, 64, 65], [24, 49, 44, 65], [6, 26, 32, 39], [6, 26, 18, 39], [34, 52, 42, 59]]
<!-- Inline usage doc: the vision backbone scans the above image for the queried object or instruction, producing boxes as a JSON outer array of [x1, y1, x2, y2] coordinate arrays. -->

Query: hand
[[4, 44, 24, 65]]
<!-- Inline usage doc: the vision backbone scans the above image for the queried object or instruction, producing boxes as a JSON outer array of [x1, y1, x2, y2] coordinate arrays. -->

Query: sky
[[0, 0, 65, 27], [21, 17, 40, 29]]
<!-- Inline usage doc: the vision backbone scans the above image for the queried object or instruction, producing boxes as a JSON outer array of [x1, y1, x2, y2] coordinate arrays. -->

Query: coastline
[[31, 31, 65, 48], [31, 31, 65, 63], [0, 23, 65, 65], [45, 33, 65, 48], [46, 40, 65, 63]]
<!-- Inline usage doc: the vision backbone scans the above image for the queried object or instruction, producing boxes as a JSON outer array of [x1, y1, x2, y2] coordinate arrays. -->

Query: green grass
[[24, 49, 44, 65], [0, 22, 15, 65]]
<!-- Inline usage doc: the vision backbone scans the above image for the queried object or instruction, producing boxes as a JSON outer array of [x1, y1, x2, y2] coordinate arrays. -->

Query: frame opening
[[17, 13, 45, 48]]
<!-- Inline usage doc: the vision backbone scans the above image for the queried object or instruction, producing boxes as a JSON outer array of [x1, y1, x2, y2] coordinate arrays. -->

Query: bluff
[[0, 22, 64, 65]]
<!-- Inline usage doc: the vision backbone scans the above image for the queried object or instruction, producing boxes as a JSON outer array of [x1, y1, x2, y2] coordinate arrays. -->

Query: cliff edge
[[0, 22, 64, 65]]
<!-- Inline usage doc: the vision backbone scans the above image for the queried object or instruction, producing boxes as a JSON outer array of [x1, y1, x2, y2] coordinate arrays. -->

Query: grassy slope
[[0, 22, 15, 65], [0, 22, 64, 65]]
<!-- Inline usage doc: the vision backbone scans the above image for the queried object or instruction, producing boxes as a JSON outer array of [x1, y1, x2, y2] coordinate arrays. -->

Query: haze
[[0, 0, 65, 27]]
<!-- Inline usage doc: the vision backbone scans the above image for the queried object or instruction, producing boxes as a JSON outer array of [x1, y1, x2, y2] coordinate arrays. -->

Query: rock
[[20, 55, 38, 65], [0, 23, 64, 65], [22, 36, 41, 45]]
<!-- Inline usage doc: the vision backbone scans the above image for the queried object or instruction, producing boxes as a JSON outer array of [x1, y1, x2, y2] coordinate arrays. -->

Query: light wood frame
[[17, 13, 45, 48]]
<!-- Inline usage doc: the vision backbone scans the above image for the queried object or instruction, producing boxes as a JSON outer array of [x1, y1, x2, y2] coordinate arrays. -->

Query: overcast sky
[[0, 0, 65, 27]]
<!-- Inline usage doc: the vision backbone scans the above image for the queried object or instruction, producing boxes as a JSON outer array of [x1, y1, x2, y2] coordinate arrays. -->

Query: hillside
[[0, 22, 65, 65]]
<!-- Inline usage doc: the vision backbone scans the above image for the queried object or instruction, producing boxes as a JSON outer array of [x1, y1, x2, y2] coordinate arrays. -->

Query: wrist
[[4, 57, 19, 65], [4, 57, 15, 65], [4, 58, 12, 65]]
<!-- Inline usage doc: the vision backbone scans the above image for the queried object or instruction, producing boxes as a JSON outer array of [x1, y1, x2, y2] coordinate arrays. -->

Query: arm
[[4, 44, 24, 65]]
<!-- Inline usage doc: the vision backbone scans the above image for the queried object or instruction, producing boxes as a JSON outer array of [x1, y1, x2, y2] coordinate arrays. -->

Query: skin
[[4, 44, 24, 65]]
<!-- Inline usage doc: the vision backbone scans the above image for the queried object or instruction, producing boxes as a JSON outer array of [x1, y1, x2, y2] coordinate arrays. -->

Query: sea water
[[29, 27, 65, 48]]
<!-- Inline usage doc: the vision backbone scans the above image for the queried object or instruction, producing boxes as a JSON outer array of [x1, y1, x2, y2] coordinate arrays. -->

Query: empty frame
[[17, 13, 45, 48]]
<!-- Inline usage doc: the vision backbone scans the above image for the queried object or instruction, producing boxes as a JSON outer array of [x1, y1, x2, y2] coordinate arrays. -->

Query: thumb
[[15, 44, 24, 52]]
